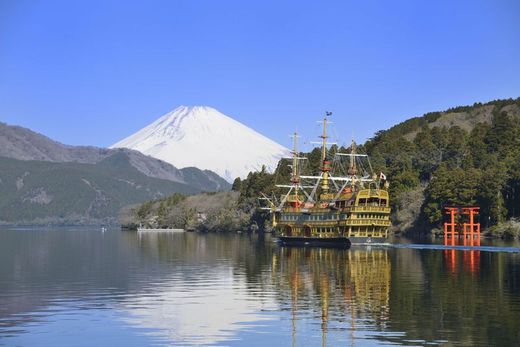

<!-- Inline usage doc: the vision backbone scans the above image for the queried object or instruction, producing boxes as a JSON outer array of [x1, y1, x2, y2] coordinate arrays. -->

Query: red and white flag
[[380, 172, 387, 180]]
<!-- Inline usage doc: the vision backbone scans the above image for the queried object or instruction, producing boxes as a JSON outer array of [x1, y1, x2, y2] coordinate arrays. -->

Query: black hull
[[277, 236, 389, 248], [277, 236, 351, 248]]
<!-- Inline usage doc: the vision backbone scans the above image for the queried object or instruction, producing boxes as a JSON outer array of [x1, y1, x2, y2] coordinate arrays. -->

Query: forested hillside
[[236, 98, 520, 234], [0, 153, 206, 224], [0, 122, 231, 224]]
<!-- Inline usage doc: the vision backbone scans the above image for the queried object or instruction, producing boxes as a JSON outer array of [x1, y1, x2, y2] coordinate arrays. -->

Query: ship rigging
[[262, 112, 392, 246]]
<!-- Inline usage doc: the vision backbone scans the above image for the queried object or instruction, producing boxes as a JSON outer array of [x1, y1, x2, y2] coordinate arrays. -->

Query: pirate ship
[[262, 112, 391, 246]]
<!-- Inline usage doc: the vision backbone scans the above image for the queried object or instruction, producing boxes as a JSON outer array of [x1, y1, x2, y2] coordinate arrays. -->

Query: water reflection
[[118, 233, 277, 345], [442, 237, 482, 275], [443, 248, 481, 274], [0, 229, 520, 346], [270, 248, 392, 346]]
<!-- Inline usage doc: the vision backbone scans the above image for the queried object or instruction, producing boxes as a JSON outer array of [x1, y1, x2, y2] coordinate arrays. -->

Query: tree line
[[234, 98, 520, 232]]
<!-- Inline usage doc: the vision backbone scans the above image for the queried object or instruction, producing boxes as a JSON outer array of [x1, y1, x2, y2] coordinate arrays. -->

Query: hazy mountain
[[0, 153, 206, 224], [0, 122, 229, 191], [111, 106, 290, 182]]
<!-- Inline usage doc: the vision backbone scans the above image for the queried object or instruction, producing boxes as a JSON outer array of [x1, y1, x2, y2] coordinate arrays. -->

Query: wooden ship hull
[[274, 189, 391, 246]]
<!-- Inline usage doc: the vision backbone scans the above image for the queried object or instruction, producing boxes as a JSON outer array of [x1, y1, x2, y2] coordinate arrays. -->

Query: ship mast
[[291, 132, 300, 202], [348, 139, 357, 176], [320, 112, 332, 193]]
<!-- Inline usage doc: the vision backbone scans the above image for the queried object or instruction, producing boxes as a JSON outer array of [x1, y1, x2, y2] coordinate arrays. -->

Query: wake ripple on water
[[391, 243, 520, 253]]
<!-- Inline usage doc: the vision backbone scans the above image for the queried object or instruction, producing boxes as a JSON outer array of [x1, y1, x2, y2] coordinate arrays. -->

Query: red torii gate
[[443, 206, 480, 246], [443, 206, 481, 274]]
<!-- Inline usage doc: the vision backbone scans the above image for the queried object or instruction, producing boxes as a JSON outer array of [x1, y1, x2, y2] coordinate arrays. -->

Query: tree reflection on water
[[0, 230, 519, 346]]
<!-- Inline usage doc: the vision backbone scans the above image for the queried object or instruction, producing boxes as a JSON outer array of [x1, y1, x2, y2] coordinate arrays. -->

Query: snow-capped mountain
[[110, 106, 290, 182]]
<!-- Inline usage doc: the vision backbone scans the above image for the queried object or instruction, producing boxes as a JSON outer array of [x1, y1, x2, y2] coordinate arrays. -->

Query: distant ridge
[[0, 122, 231, 224], [0, 122, 229, 191], [111, 106, 290, 182]]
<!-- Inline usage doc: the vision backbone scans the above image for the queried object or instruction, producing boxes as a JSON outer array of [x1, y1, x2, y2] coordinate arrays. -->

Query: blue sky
[[1, 0, 519, 150]]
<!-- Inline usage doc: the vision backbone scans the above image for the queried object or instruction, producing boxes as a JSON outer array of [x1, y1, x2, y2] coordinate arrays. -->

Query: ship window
[[359, 198, 366, 205], [368, 198, 380, 206]]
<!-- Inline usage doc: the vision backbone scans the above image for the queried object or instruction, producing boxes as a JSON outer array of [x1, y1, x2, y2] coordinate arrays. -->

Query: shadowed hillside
[[0, 154, 207, 225]]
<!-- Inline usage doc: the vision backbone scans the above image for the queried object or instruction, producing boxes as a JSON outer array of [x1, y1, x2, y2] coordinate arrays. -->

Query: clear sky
[[1, 0, 519, 150]]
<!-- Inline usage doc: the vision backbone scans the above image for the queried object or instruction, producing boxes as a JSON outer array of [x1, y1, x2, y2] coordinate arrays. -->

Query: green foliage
[[231, 177, 242, 191], [424, 165, 482, 225], [235, 97, 520, 232], [239, 166, 277, 202], [367, 99, 520, 230]]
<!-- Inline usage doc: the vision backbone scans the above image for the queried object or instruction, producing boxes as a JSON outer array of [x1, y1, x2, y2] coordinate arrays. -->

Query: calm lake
[[1, 228, 519, 346]]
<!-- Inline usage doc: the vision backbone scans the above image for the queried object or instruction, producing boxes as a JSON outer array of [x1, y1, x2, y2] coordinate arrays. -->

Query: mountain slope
[[0, 153, 204, 224], [370, 99, 520, 143], [364, 97, 520, 232], [0, 122, 229, 191], [110, 106, 290, 182]]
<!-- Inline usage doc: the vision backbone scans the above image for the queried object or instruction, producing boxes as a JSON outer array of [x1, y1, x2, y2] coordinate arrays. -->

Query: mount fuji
[[111, 106, 290, 182]]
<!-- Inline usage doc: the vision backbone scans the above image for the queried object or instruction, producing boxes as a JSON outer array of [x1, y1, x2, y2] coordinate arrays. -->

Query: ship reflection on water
[[1, 230, 520, 346], [271, 247, 392, 346], [124, 233, 397, 346]]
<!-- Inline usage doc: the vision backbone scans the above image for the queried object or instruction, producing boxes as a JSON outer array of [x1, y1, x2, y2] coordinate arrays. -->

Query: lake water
[[1, 228, 520, 346]]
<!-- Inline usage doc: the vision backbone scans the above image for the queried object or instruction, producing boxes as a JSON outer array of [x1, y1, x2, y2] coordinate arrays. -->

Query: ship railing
[[351, 206, 391, 213], [341, 219, 391, 226]]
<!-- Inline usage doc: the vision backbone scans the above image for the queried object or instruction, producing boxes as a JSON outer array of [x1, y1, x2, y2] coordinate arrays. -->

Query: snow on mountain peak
[[110, 106, 290, 182]]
